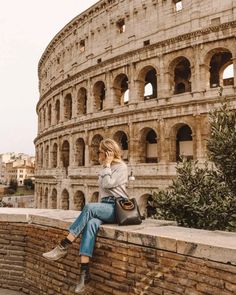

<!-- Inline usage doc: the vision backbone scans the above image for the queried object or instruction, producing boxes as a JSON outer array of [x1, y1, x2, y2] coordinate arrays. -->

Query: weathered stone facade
[[35, 0, 236, 213]]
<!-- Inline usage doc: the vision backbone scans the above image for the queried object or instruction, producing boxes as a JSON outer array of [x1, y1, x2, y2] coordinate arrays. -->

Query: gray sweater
[[98, 161, 129, 200]]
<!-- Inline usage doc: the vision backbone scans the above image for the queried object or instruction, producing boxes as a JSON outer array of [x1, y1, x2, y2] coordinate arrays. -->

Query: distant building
[[0, 153, 35, 186]]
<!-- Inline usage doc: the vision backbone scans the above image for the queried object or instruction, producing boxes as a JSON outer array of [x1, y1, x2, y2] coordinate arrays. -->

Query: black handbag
[[115, 197, 142, 226]]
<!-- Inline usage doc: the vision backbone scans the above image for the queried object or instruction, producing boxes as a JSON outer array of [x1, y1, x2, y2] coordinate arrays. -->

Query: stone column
[[104, 71, 114, 110], [158, 55, 168, 98], [191, 46, 201, 93], [86, 78, 93, 114], [48, 139, 51, 169], [84, 131, 90, 167], [59, 92, 64, 122], [129, 63, 141, 104], [199, 64, 210, 91], [71, 85, 77, 119], [157, 118, 167, 163]]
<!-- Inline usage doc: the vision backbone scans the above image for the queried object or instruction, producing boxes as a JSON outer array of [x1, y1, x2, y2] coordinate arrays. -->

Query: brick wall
[[0, 209, 235, 295]]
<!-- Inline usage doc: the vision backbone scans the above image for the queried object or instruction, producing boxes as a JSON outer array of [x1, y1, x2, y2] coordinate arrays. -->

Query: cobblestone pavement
[[0, 289, 24, 295]]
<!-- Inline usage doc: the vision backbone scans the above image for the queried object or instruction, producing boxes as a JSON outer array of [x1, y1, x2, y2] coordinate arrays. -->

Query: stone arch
[[169, 56, 192, 94], [90, 134, 103, 165], [55, 99, 60, 124], [64, 93, 72, 120], [74, 190, 85, 210], [113, 131, 129, 161], [52, 143, 58, 168], [75, 138, 85, 166], [51, 188, 57, 209], [61, 189, 69, 210], [113, 73, 129, 106], [48, 104, 52, 126], [139, 193, 155, 217], [139, 127, 158, 163], [138, 66, 157, 100], [44, 187, 48, 208], [90, 191, 99, 203], [206, 48, 233, 88], [170, 123, 193, 161], [61, 140, 70, 171], [93, 81, 105, 111], [77, 87, 87, 115]]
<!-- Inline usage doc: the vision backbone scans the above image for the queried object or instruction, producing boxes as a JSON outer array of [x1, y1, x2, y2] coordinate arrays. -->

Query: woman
[[42, 138, 128, 293]]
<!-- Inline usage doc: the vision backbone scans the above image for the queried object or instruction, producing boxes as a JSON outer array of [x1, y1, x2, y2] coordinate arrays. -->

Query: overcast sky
[[0, 0, 98, 155]]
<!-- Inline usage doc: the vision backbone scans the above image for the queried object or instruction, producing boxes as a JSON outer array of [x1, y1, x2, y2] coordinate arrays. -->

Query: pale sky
[[0, 0, 98, 155]]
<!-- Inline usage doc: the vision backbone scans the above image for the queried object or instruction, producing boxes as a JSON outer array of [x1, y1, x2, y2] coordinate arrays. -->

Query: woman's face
[[98, 147, 106, 163]]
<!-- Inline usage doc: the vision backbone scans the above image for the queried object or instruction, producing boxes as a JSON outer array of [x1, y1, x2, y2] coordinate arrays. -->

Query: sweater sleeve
[[100, 163, 128, 189]]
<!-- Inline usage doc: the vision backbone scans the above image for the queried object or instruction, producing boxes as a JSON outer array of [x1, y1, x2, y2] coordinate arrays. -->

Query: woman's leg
[[43, 202, 115, 261], [75, 218, 103, 294], [68, 202, 115, 237]]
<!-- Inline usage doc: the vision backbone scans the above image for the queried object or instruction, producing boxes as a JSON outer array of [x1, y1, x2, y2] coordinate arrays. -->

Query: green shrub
[[207, 103, 236, 195], [153, 102, 236, 231], [153, 160, 236, 231]]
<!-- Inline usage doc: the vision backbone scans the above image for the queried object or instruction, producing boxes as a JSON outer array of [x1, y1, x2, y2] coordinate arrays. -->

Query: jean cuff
[[79, 252, 93, 257]]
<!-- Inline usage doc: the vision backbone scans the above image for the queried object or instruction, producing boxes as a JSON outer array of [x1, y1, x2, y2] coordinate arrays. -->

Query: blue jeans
[[68, 196, 116, 257]]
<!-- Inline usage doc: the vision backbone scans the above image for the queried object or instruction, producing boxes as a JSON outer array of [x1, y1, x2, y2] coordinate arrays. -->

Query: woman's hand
[[104, 151, 114, 166]]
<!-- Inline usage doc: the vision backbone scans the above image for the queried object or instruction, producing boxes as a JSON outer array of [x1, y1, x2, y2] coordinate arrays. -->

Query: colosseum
[[34, 0, 236, 215]]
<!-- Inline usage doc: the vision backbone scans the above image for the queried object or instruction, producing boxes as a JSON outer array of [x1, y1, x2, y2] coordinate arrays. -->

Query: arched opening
[[113, 74, 129, 105], [146, 129, 158, 163], [74, 191, 85, 211], [113, 131, 129, 161], [52, 143, 58, 168], [93, 81, 106, 111], [176, 124, 193, 161], [144, 69, 157, 99], [91, 192, 99, 203], [61, 189, 69, 210], [173, 57, 191, 94], [75, 138, 85, 166], [44, 187, 48, 209], [139, 128, 158, 163], [138, 66, 157, 100], [61, 141, 70, 172], [48, 104, 52, 127], [64, 93, 72, 120], [51, 188, 57, 209], [55, 100, 60, 124], [77, 88, 87, 115], [90, 134, 103, 165], [209, 50, 233, 87]]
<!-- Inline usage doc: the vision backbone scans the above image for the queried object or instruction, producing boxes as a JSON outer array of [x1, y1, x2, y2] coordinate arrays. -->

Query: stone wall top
[[0, 208, 235, 266]]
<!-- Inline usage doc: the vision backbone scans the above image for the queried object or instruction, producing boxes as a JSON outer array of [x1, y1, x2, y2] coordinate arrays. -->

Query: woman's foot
[[75, 265, 91, 293], [42, 245, 67, 261]]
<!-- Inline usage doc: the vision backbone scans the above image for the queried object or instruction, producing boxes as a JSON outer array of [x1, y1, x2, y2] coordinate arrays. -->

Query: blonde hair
[[99, 138, 122, 163]]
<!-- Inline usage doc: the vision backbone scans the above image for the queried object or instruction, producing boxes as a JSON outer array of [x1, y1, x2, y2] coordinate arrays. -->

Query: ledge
[[0, 208, 235, 266]]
